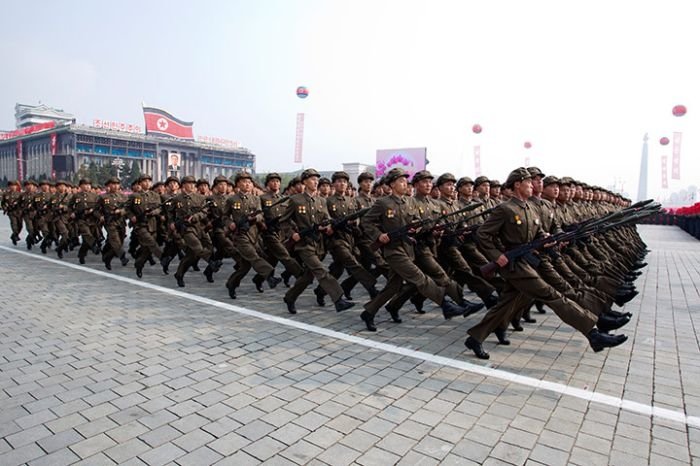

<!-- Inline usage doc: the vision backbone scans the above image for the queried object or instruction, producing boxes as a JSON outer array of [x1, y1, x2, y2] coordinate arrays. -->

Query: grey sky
[[1, 0, 698, 200]]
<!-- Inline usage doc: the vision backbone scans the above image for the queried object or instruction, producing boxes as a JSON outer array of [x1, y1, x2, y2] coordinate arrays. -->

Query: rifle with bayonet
[[370, 201, 485, 250], [480, 202, 661, 278]]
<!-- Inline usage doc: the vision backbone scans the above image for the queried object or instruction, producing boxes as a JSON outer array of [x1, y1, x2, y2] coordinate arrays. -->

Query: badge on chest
[[233, 202, 241, 210], [298, 205, 307, 214], [265, 200, 272, 207], [514, 214, 522, 225], [386, 208, 394, 218]]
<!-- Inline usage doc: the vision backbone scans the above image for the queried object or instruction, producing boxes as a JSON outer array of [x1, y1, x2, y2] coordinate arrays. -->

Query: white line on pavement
[[2, 244, 698, 429]]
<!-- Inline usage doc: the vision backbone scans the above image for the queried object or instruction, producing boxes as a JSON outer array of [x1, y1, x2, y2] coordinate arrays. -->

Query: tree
[[128, 160, 142, 186]]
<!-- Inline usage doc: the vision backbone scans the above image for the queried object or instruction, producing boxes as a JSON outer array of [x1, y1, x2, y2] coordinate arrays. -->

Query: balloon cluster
[[376, 154, 415, 177]]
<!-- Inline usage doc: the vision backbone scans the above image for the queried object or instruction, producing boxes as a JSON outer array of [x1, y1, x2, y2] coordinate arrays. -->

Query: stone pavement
[[0, 216, 699, 465]]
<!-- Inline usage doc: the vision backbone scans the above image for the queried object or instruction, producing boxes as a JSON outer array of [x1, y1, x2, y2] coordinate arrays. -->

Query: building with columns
[[0, 103, 255, 182]]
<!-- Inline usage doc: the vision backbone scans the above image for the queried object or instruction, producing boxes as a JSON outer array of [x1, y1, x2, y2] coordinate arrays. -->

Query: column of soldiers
[[2, 165, 648, 360]]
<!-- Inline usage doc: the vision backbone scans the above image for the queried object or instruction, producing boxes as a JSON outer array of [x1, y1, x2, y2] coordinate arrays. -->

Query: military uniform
[[280, 168, 349, 313], [128, 175, 164, 276], [69, 180, 100, 263], [2, 181, 24, 243], [99, 178, 129, 269], [225, 173, 276, 296]]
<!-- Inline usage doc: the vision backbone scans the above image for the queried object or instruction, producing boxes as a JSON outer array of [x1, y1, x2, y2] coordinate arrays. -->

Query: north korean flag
[[143, 106, 194, 140]]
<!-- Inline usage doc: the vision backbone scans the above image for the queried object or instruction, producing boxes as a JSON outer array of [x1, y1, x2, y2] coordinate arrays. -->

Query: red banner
[[50, 133, 57, 156], [294, 113, 304, 163], [672, 132, 681, 179], [474, 145, 481, 176], [17, 140, 23, 181], [661, 155, 668, 189], [143, 107, 194, 140], [0, 121, 56, 141]]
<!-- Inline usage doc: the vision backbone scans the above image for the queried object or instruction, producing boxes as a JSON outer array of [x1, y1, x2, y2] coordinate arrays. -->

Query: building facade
[[0, 104, 255, 182]]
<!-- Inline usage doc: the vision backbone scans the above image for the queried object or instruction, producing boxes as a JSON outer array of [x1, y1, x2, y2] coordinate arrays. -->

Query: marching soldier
[[99, 177, 129, 270], [2, 180, 24, 244], [280, 168, 354, 314], [360, 168, 474, 331], [52, 180, 72, 259], [128, 174, 165, 278], [464, 168, 628, 360], [21, 180, 39, 249], [69, 178, 101, 264], [224, 172, 280, 297], [172, 176, 217, 287]]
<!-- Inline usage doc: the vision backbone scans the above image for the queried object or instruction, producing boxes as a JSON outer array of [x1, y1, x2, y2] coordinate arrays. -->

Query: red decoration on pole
[[660, 137, 670, 146], [524, 141, 532, 149], [672, 105, 687, 117], [472, 124, 482, 134]]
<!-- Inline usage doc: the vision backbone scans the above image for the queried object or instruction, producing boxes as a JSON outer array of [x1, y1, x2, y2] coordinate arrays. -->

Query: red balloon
[[472, 124, 482, 134], [660, 137, 670, 145], [524, 141, 532, 149], [296, 86, 309, 99], [672, 105, 686, 117]]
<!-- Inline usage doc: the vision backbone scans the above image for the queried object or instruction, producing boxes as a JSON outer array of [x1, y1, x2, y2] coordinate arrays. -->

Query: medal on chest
[[386, 208, 394, 218], [514, 214, 522, 225]]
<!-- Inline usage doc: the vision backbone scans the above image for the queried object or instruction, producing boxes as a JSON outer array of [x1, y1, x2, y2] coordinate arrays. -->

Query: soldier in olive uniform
[[2, 180, 24, 244], [314, 171, 379, 305], [464, 168, 628, 360], [99, 177, 129, 270], [259, 173, 303, 287], [21, 180, 39, 249], [69, 178, 101, 264], [172, 176, 217, 287], [52, 180, 73, 259], [224, 172, 281, 297], [360, 168, 474, 331], [33, 180, 53, 253], [280, 168, 354, 314], [128, 174, 164, 278], [207, 175, 236, 272]]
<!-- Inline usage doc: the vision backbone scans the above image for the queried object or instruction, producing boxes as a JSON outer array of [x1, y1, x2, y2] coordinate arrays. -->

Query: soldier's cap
[[318, 177, 332, 186], [105, 177, 120, 185], [289, 176, 302, 186], [581, 183, 591, 190], [213, 175, 229, 186], [226, 178, 234, 186], [130, 179, 140, 187], [489, 179, 502, 187], [234, 171, 252, 184], [526, 166, 545, 178], [137, 174, 152, 182], [331, 171, 350, 182], [38, 179, 50, 186], [558, 176, 574, 186], [180, 175, 197, 185], [473, 175, 490, 187], [435, 172, 457, 187], [504, 167, 532, 188], [301, 168, 321, 180], [542, 175, 560, 187], [411, 170, 434, 184], [196, 178, 210, 186], [23, 179, 38, 186], [357, 171, 374, 183], [152, 181, 164, 190], [264, 172, 282, 184], [456, 176, 474, 188], [384, 167, 410, 185], [55, 180, 68, 186], [78, 178, 91, 186], [165, 176, 180, 185], [7, 180, 20, 186]]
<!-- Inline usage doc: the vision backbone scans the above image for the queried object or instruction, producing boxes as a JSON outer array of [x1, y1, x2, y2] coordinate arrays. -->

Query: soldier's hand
[[169, 223, 176, 232], [69, 213, 75, 219], [229, 223, 236, 231], [324, 226, 334, 236], [292, 232, 301, 242], [378, 233, 390, 244], [130, 216, 137, 224], [496, 254, 509, 267]]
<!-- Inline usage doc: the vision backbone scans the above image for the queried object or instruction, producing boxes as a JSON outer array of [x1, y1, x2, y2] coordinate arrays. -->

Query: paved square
[[1, 217, 699, 465]]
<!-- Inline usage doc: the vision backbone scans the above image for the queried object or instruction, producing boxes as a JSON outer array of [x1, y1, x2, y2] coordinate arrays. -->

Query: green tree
[[128, 160, 142, 186]]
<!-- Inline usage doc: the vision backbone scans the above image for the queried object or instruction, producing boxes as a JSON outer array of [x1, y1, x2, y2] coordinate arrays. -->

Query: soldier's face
[[214, 182, 227, 194], [359, 179, 372, 192], [439, 181, 455, 198], [267, 179, 281, 192], [304, 176, 319, 193], [182, 182, 196, 193], [57, 185, 66, 194], [490, 187, 501, 198], [237, 178, 253, 193], [415, 179, 432, 196], [140, 180, 151, 190], [108, 183, 119, 193], [477, 183, 490, 196], [543, 184, 559, 200], [390, 177, 408, 195], [333, 179, 348, 194], [459, 184, 474, 197], [531, 176, 543, 195], [514, 179, 533, 198], [558, 185, 571, 201]]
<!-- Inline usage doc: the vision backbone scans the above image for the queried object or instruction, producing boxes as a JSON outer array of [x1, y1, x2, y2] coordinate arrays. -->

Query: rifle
[[175, 199, 214, 232], [434, 206, 497, 237], [284, 218, 333, 251], [330, 207, 371, 232], [480, 204, 661, 278], [370, 201, 484, 250]]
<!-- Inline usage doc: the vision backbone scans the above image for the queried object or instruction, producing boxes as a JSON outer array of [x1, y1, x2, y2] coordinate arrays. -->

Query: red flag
[[143, 106, 194, 140]]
